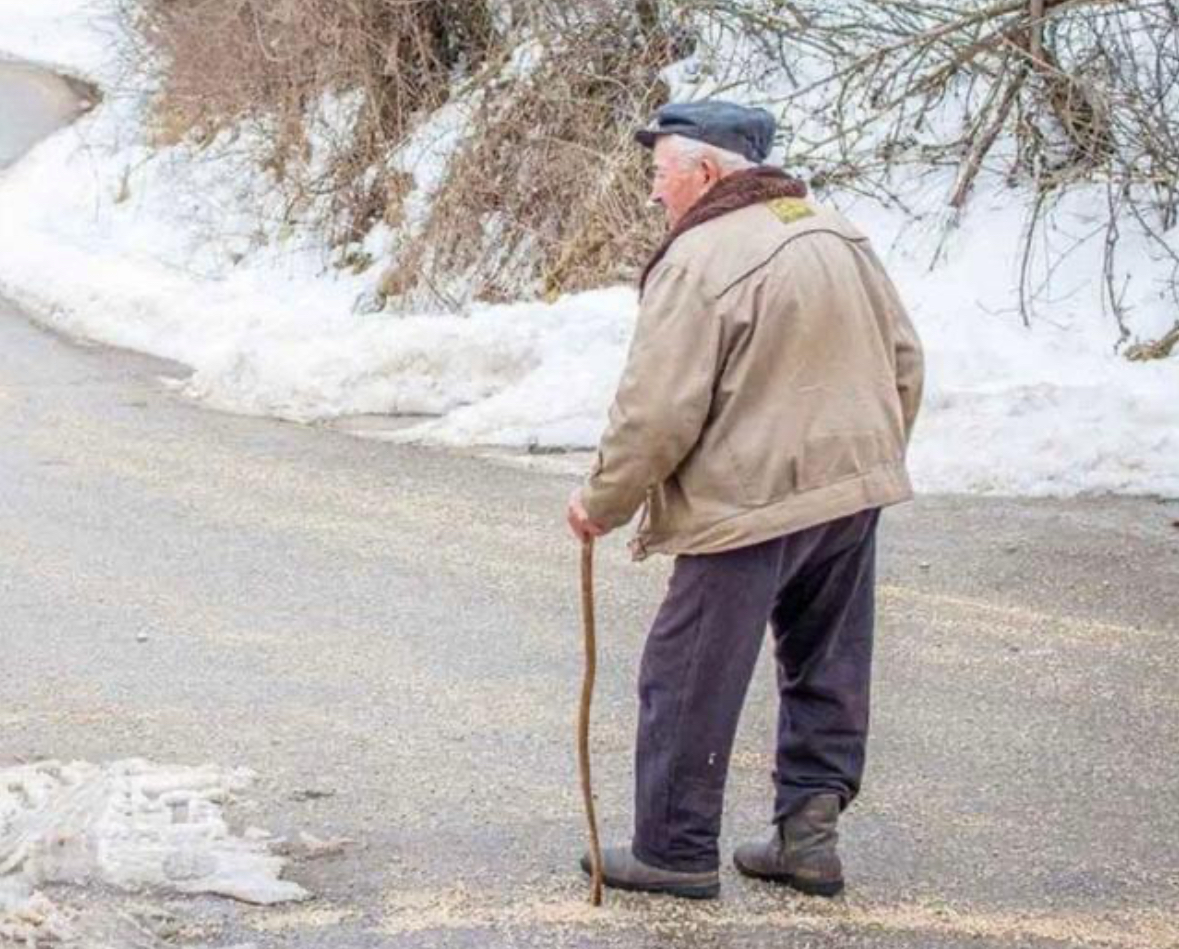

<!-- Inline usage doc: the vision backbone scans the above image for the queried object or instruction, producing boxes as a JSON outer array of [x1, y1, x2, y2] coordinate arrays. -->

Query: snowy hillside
[[0, 0, 1175, 496]]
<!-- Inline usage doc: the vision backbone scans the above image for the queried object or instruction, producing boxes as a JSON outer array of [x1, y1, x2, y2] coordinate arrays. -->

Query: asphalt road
[[0, 59, 91, 169], [2, 295, 1178, 949]]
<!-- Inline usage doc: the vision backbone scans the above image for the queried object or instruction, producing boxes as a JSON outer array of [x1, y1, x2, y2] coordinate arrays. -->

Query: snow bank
[[0, 0, 113, 80], [0, 0, 1175, 496], [850, 181, 1179, 496]]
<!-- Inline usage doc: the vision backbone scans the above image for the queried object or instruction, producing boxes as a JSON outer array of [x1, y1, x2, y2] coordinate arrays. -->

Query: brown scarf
[[640, 166, 808, 294]]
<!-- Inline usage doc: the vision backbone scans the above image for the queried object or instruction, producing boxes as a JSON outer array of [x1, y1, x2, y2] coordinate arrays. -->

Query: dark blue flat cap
[[635, 100, 776, 163]]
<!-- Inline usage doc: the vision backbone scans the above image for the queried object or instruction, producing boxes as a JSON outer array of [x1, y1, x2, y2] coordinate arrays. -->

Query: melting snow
[[0, 759, 308, 947]]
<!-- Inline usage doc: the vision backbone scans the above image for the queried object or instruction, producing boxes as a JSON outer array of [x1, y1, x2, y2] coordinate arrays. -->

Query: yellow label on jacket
[[766, 197, 815, 225]]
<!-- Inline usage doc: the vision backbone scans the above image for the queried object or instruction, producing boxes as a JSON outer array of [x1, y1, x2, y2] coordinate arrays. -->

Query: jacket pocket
[[797, 431, 895, 492]]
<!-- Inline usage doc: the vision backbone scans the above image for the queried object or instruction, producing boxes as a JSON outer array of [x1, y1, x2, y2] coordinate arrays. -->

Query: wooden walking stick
[[578, 536, 605, 906]]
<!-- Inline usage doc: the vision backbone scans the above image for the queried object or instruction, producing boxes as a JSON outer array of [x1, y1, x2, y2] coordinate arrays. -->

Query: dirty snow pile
[[0, 0, 1176, 496], [0, 758, 305, 946]]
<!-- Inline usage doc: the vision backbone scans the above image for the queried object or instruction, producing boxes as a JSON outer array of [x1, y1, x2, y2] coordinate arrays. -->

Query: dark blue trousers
[[632, 509, 879, 873]]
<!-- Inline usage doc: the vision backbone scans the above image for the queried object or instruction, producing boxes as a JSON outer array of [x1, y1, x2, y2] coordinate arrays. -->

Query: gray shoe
[[580, 846, 720, 899], [733, 793, 845, 897]]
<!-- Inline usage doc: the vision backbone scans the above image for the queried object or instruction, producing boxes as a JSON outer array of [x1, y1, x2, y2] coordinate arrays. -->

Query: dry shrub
[[120, 0, 685, 301], [381, 5, 682, 308], [691, 0, 1179, 340], [123, 0, 498, 247]]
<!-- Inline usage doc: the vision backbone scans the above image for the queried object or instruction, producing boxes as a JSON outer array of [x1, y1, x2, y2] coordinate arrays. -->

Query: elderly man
[[567, 101, 924, 900]]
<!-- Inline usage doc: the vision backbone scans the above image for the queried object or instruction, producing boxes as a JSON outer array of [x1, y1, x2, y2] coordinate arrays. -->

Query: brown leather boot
[[580, 846, 720, 900], [733, 793, 845, 897]]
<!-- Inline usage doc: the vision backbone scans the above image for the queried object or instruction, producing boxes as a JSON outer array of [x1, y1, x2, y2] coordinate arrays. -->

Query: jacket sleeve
[[581, 262, 722, 529], [867, 246, 924, 443]]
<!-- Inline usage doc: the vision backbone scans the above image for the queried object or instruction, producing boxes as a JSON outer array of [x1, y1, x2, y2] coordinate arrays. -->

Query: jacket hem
[[631, 462, 913, 561]]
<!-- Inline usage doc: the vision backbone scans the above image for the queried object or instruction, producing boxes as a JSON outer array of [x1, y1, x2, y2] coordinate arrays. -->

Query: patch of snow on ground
[[0, 759, 307, 907], [0, 757, 305, 946], [0, 0, 1175, 497]]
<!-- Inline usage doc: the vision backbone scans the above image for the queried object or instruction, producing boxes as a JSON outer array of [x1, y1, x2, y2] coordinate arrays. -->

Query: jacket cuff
[[580, 477, 634, 530]]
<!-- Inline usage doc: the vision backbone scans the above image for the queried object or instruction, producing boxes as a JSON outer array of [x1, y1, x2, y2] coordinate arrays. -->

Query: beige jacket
[[581, 197, 924, 560]]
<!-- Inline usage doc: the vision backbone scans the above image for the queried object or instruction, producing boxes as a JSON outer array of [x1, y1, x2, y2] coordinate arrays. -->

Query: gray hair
[[665, 134, 759, 175]]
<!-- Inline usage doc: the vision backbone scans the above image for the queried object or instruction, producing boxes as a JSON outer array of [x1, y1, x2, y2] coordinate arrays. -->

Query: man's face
[[649, 137, 715, 229]]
